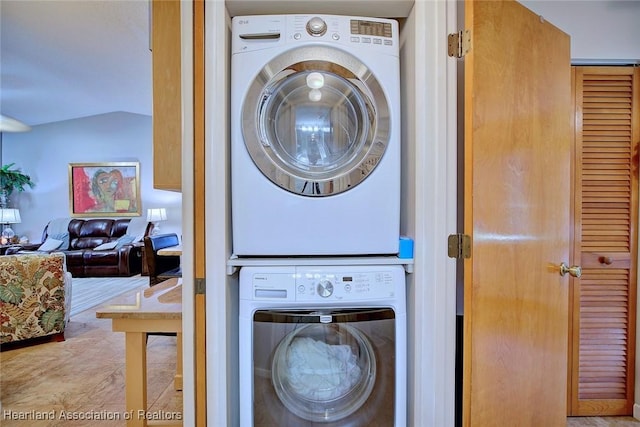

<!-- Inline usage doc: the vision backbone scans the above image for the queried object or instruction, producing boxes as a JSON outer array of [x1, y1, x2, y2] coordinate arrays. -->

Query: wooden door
[[463, 1, 572, 426], [568, 66, 639, 416]]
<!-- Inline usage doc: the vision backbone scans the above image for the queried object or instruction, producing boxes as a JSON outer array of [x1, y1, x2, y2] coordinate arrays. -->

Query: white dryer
[[231, 14, 401, 256]]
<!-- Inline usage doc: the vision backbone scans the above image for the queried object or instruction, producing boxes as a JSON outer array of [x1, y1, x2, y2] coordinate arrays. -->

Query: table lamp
[[0, 208, 21, 244], [147, 208, 167, 235]]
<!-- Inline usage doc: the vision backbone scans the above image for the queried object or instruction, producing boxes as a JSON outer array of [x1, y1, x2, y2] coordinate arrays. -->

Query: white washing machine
[[231, 14, 401, 256], [239, 264, 407, 426]]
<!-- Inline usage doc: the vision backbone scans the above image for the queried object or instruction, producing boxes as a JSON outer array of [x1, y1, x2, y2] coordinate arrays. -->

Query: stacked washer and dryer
[[231, 14, 406, 426]]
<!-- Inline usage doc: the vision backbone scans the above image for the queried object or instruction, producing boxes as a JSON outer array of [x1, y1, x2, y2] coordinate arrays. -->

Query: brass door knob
[[560, 262, 582, 278]]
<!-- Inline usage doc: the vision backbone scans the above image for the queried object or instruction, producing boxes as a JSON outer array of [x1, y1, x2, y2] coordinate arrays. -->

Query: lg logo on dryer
[[238, 19, 249, 25]]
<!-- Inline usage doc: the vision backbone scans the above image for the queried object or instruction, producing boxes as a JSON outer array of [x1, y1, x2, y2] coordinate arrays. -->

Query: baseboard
[[633, 403, 640, 420]]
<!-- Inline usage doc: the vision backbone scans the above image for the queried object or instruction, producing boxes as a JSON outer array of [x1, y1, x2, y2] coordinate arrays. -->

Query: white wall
[[2, 111, 182, 242], [520, 0, 640, 63]]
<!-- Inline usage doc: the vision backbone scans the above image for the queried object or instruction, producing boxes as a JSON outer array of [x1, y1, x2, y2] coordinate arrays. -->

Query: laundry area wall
[[200, 1, 457, 426], [177, 1, 640, 426]]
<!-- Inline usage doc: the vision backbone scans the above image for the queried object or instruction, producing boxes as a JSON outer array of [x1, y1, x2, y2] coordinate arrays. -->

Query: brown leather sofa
[[8, 218, 150, 277]]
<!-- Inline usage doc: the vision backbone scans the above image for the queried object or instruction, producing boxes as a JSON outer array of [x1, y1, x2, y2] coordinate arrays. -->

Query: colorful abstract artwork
[[68, 162, 141, 217]]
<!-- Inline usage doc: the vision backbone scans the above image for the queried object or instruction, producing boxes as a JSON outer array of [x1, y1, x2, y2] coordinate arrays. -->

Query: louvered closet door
[[569, 66, 640, 416]]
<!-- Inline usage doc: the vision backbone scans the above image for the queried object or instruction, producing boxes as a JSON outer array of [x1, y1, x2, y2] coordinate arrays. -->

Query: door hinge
[[195, 278, 206, 295], [448, 234, 471, 259], [448, 29, 470, 58]]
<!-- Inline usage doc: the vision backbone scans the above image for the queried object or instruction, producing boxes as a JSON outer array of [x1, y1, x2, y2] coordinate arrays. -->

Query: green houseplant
[[0, 163, 35, 208]]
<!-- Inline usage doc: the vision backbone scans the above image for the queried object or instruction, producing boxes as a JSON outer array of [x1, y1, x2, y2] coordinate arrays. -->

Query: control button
[[384, 39, 393, 46], [362, 37, 371, 44], [317, 279, 334, 298], [332, 33, 340, 41], [297, 285, 305, 293], [293, 33, 302, 40], [373, 38, 382, 45], [306, 17, 327, 37], [345, 284, 352, 292], [350, 36, 360, 43]]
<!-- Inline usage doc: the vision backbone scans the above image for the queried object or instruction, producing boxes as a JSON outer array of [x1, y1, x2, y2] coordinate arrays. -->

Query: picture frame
[[68, 162, 141, 217]]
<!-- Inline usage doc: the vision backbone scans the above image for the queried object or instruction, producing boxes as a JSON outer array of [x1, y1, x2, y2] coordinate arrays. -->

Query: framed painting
[[68, 162, 141, 217]]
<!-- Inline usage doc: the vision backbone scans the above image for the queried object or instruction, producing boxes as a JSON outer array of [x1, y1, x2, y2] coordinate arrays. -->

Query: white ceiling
[[0, 0, 416, 129], [0, 0, 152, 127]]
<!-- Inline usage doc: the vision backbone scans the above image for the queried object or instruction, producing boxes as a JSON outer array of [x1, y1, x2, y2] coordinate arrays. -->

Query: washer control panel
[[249, 266, 401, 302], [297, 270, 397, 301]]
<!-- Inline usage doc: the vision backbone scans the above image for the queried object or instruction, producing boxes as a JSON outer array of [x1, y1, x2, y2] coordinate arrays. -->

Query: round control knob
[[306, 17, 327, 37], [316, 279, 334, 298]]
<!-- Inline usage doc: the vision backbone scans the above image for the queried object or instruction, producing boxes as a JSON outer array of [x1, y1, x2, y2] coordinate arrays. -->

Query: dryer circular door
[[242, 46, 391, 197]]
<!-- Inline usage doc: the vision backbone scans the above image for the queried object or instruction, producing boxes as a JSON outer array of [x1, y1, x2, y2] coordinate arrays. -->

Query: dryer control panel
[[232, 14, 398, 55]]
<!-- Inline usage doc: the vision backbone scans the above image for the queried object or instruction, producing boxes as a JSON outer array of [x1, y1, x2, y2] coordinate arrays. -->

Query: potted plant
[[0, 163, 34, 208]]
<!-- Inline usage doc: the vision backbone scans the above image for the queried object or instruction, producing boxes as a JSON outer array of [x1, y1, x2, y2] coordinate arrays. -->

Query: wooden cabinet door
[[463, 1, 571, 425], [568, 66, 639, 416], [152, 0, 182, 191]]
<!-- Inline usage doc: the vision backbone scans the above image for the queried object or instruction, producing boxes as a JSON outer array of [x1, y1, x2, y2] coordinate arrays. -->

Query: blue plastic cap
[[398, 236, 414, 259]]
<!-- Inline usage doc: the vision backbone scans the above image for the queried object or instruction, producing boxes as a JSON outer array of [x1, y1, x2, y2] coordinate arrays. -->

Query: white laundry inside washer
[[284, 336, 363, 399]]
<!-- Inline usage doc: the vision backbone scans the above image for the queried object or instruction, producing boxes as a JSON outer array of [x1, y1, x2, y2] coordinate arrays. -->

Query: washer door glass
[[271, 323, 376, 422], [242, 46, 390, 196]]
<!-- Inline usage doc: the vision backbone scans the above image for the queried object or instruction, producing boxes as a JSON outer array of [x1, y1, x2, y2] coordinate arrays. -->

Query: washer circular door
[[242, 46, 391, 196], [271, 323, 377, 422]]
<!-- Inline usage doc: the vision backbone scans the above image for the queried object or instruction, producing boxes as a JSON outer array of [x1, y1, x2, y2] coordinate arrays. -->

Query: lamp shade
[[147, 208, 167, 222], [0, 208, 21, 224]]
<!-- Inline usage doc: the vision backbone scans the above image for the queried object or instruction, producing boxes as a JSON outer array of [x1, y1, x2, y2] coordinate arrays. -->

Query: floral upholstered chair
[[0, 252, 72, 345]]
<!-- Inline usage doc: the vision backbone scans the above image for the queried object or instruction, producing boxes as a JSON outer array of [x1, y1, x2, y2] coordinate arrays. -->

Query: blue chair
[[143, 233, 182, 287]]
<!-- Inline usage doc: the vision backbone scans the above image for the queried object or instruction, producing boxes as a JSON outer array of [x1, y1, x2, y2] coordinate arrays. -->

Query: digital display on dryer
[[350, 20, 392, 38]]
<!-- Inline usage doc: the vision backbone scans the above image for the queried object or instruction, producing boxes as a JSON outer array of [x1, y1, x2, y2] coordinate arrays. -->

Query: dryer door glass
[[261, 71, 371, 179], [242, 47, 390, 197]]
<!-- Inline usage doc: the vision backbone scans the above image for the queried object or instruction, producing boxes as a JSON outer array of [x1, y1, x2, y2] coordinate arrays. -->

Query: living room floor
[[569, 417, 640, 426], [0, 297, 181, 426], [3, 292, 639, 426]]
